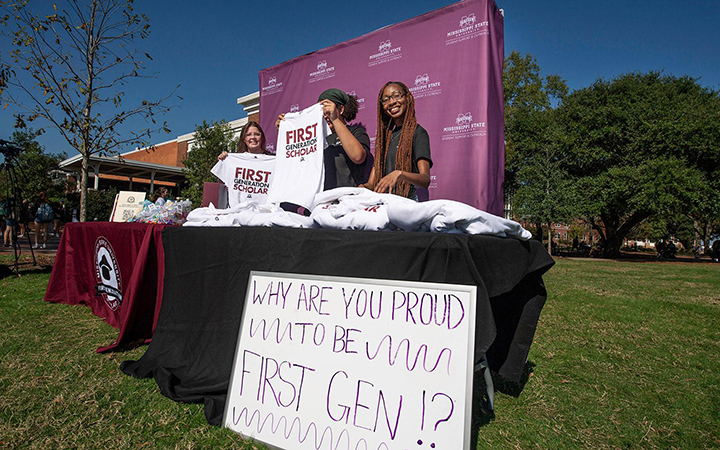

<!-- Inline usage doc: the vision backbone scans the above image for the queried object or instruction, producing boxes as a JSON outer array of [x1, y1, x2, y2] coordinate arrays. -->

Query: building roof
[[59, 153, 186, 184]]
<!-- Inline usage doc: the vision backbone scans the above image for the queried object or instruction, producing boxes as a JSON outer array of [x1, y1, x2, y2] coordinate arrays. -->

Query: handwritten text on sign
[[223, 272, 477, 450]]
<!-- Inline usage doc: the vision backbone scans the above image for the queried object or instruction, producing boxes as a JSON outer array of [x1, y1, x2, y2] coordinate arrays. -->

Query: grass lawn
[[1, 255, 719, 449]]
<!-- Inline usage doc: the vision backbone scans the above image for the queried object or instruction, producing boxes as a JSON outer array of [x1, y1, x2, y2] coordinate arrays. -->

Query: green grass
[[1, 255, 719, 448]]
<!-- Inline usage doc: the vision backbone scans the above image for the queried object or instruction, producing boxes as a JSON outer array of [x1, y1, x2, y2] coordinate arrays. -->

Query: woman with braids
[[362, 81, 432, 199]]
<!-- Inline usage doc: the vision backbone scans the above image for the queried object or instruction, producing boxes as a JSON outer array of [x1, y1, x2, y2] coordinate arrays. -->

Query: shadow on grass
[[470, 360, 536, 444], [0, 257, 55, 279]]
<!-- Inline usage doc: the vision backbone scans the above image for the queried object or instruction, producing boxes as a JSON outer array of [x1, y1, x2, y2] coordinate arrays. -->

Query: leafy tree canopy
[[0, 129, 67, 204], [181, 120, 237, 208], [556, 72, 720, 256]]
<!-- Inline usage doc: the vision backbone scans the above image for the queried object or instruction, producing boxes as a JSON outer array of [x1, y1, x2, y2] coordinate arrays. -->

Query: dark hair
[[152, 187, 169, 202], [372, 81, 417, 198], [342, 94, 359, 122], [236, 121, 267, 153]]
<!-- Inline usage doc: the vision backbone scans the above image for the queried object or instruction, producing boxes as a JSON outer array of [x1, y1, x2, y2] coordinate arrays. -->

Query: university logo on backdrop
[[409, 72, 443, 99], [309, 59, 335, 83], [289, 104, 300, 113], [94, 237, 123, 311], [263, 75, 284, 95], [368, 39, 403, 67], [441, 111, 487, 140], [446, 11, 489, 45], [266, 143, 275, 153], [347, 90, 366, 111]]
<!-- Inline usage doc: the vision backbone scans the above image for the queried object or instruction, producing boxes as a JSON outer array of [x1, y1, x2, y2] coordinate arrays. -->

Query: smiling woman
[[363, 81, 433, 200], [218, 121, 272, 161]]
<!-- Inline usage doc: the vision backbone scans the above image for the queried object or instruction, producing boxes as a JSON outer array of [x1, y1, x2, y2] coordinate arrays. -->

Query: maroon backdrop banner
[[259, 0, 505, 215]]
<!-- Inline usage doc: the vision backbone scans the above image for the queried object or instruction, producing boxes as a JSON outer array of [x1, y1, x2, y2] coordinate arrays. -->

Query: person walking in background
[[33, 192, 53, 249], [53, 200, 66, 237], [1, 198, 16, 248]]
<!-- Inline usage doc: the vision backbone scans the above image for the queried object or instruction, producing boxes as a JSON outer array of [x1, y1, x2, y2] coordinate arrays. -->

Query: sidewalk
[[1, 231, 61, 256]]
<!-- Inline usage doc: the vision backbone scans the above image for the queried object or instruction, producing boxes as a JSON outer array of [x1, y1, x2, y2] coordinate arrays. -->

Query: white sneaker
[[32, 243, 39, 249], [41, 243, 47, 249]]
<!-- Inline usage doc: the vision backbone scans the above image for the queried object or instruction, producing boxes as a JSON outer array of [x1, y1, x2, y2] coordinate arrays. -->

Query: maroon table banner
[[44, 222, 166, 352], [259, 0, 505, 215]]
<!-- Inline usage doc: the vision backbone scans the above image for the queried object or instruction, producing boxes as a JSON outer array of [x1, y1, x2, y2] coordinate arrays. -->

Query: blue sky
[[1, 0, 719, 157]]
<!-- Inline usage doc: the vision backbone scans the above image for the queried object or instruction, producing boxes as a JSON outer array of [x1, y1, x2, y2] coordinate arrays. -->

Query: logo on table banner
[[429, 174, 438, 189], [127, 196, 135, 203], [285, 123, 319, 160], [289, 104, 300, 113], [446, 12, 489, 45], [368, 39, 403, 67], [262, 75, 284, 95], [347, 90, 366, 110], [309, 60, 335, 83], [94, 236, 122, 311], [409, 73, 443, 99], [233, 166, 272, 196], [442, 112, 487, 140]]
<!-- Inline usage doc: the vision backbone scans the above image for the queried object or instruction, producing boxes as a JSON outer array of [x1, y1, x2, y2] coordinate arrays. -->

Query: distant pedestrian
[[152, 187, 170, 206], [33, 192, 53, 249]]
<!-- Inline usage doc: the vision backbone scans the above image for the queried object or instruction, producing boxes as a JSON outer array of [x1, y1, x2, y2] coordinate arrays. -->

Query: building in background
[[58, 92, 260, 197]]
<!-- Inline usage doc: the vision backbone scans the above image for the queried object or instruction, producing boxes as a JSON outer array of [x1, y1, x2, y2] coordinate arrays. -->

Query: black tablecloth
[[121, 226, 554, 425]]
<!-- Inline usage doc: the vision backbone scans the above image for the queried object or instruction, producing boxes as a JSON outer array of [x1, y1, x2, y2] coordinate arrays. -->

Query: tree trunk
[[80, 154, 89, 222], [547, 222, 552, 255]]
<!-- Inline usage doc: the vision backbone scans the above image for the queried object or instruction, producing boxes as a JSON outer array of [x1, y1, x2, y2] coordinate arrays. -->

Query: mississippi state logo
[[378, 40, 392, 52], [415, 73, 430, 86], [460, 13, 476, 28], [290, 104, 300, 113], [317, 60, 327, 71], [94, 237, 123, 311], [268, 76, 277, 86], [456, 113, 473, 125]]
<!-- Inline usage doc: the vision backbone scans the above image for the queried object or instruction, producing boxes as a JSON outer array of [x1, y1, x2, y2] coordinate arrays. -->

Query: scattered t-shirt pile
[[183, 187, 531, 240]]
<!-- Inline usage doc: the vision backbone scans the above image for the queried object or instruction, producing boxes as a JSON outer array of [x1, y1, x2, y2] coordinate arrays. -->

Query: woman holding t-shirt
[[276, 89, 370, 189], [362, 81, 432, 200], [218, 121, 272, 161]]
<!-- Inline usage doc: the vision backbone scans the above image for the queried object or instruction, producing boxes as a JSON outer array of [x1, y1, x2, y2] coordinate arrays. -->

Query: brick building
[[58, 92, 260, 197]]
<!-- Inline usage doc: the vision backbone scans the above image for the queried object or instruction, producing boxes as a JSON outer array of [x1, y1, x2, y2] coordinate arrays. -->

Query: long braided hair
[[372, 81, 417, 198]]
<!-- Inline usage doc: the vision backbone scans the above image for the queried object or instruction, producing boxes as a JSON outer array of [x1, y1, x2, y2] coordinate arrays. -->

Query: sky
[[1, 0, 719, 158]]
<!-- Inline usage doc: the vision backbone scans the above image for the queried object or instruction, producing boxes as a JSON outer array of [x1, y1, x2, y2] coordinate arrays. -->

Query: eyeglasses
[[381, 91, 405, 105]]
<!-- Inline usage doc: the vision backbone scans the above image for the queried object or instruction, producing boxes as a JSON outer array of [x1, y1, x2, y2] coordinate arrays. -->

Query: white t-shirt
[[211, 153, 276, 207], [267, 103, 329, 210]]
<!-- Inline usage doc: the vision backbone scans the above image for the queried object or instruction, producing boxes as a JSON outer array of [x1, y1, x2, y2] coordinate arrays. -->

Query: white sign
[[224, 272, 477, 450], [109, 191, 146, 222]]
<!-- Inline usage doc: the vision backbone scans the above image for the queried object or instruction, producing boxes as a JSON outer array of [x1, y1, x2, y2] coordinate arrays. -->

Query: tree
[[0, 129, 67, 202], [503, 51, 568, 188], [0, 0, 176, 221], [513, 110, 578, 253], [181, 120, 237, 208], [556, 72, 720, 257], [503, 51, 570, 252]]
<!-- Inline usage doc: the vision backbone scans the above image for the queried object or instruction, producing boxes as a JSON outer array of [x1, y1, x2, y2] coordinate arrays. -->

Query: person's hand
[[275, 113, 286, 130], [374, 170, 403, 194], [320, 100, 342, 127], [218, 151, 228, 161]]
